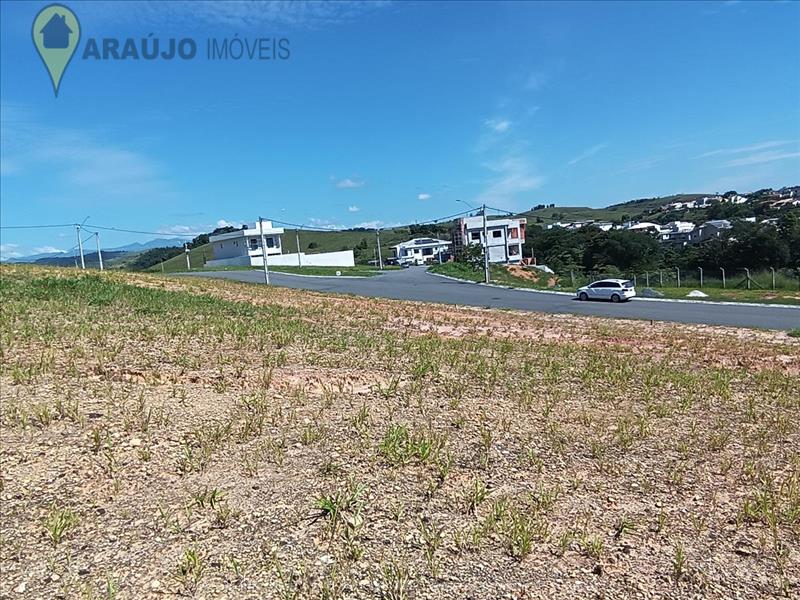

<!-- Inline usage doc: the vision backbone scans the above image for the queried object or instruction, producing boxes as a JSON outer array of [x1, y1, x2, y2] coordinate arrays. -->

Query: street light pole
[[76, 224, 85, 269], [376, 228, 383, 270], [482, 204, 489, 283], [295, 228, 302, 268], [259, 216, 270, 285], [95, 233, 104, 271], [456, 198, 490, 284]]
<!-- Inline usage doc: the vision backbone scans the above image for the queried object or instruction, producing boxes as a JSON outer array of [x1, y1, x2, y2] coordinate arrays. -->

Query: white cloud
[[156, 225, 209, 236], [695, 140, 794, 159], [33, 246, 66, 254], [308, 217, 344, 230], [721, 150, 800, 168], [484, 118, 511, 134], [352, 220, 403, 230], [417, 193, 431, 201], [216, 219, 244, 228], [474, 156, 545, 208], [336, 178, 365, 189], [347, 205, 360, 213], [1, 103, 173, 200], [0, 244, 23, 260], [567, 143, 608, 166]]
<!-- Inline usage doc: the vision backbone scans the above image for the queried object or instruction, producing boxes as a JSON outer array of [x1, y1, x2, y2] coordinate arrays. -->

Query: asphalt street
[[182, 267, 800, 330]]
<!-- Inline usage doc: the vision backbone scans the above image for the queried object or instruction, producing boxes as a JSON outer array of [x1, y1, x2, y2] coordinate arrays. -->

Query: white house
[[659, 221, 696, 246], [625, 221, 662, 234], [453, 216, 526, 263], [390, 238, 451, 265], [210, 221, 284, 263], [206, 221, 355, 268]]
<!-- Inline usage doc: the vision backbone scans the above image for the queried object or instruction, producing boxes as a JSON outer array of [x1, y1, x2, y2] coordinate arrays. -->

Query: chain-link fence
[[562, 268, 800, 291]]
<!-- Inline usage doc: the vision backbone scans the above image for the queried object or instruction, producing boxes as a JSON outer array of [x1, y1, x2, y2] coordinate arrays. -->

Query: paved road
[[182, 267, 800, 330]]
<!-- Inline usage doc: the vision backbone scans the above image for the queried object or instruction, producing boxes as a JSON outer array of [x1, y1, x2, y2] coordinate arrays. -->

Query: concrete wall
[[204, 255, 251, 267], [255, 250, 355, 267], [206, 250, 355, 268], [212, 239, 249, 260]]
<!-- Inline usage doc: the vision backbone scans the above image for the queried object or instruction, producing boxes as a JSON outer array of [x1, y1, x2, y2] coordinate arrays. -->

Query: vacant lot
[[1, 265, 798, 599]]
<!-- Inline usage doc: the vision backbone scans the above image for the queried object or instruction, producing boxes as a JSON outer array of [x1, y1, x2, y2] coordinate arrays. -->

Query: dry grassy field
[[1, 265, 798, 599]]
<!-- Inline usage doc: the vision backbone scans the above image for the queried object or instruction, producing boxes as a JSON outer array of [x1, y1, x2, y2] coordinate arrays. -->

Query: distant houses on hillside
[[541, 186, 798, 248]]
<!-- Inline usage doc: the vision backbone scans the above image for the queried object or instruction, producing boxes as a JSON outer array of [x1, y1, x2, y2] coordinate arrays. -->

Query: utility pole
[[76, 224, 86, 269], [95, 233, 104, 271], [184, 243, 191, 270], [259, 216, 270, 285], [482, 204, 489, 283], [376, 228, 383, 270], [295, 228, 302, 268]]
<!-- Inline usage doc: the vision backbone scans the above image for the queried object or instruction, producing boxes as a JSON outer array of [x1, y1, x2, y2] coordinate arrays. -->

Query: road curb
[[425, 271, 800, 310], [270, 271, 374, 279]]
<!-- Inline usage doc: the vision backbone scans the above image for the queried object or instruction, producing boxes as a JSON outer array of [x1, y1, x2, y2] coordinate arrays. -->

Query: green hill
[[520, 194, 706, 224]]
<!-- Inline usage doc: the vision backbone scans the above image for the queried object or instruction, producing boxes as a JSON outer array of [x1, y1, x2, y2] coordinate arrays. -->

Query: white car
[[576, 278, 636, 302]]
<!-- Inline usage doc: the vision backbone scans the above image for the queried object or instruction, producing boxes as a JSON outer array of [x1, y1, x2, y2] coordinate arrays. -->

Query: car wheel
[[611, 293, 620, 303], [579, 292, 589, 301]]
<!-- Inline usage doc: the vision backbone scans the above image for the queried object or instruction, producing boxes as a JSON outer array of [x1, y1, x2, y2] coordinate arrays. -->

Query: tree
[[456, 244, 485, 271], [581, 229, 661, 273]]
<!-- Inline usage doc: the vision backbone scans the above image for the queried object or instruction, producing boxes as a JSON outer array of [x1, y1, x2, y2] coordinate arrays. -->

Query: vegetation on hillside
[[525, 212, 800, 279]]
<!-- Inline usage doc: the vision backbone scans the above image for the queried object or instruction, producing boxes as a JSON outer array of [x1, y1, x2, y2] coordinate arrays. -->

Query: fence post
[[744, 268, 751, 290], [770, 267, 775, 291], [633, 274, 637, 287], [659, 270, 663, 287], [570, 270, 575, 287], [720, 267, 725, 289], [676, 267, 681, 288], [698, 267, 703, 288], [645, 272, 650, 287]]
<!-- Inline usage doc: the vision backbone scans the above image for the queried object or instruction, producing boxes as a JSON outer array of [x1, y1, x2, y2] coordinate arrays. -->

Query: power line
[[0, 223, 77, 229], [82, 224, 197, 237], [2, 206, 480, 239]]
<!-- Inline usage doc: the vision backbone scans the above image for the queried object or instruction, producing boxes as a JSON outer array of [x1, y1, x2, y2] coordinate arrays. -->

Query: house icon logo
[[32, 4, 81, 96], [41, 12, 73, 48]]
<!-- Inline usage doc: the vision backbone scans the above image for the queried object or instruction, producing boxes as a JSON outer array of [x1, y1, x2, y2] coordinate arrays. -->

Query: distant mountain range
[[4, 237, 184, 264]]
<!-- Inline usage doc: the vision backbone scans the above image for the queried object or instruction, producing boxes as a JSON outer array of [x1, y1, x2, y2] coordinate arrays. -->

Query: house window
[[492, 230, 502, 238], [249, 238, 259, 250], [422, 248, 433, 256], [509, 245, 520, 255], [470, 232, 481, 241], [509, 228, 518, 239], [266, 237, 275, 248]]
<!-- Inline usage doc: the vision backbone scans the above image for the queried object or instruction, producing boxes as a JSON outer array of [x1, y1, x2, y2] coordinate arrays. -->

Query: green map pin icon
[[32, 4, 81, 97]]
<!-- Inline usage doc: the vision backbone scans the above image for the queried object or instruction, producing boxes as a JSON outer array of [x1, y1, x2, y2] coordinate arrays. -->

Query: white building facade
[[390, 238, 451, 265], [453, 216, 527, 263], [209, 221, 284, 263], [206, 221, 355, 268]]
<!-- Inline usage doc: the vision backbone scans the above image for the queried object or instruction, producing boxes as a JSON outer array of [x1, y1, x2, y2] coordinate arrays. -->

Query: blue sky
[[1, 0, 799, 258]]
